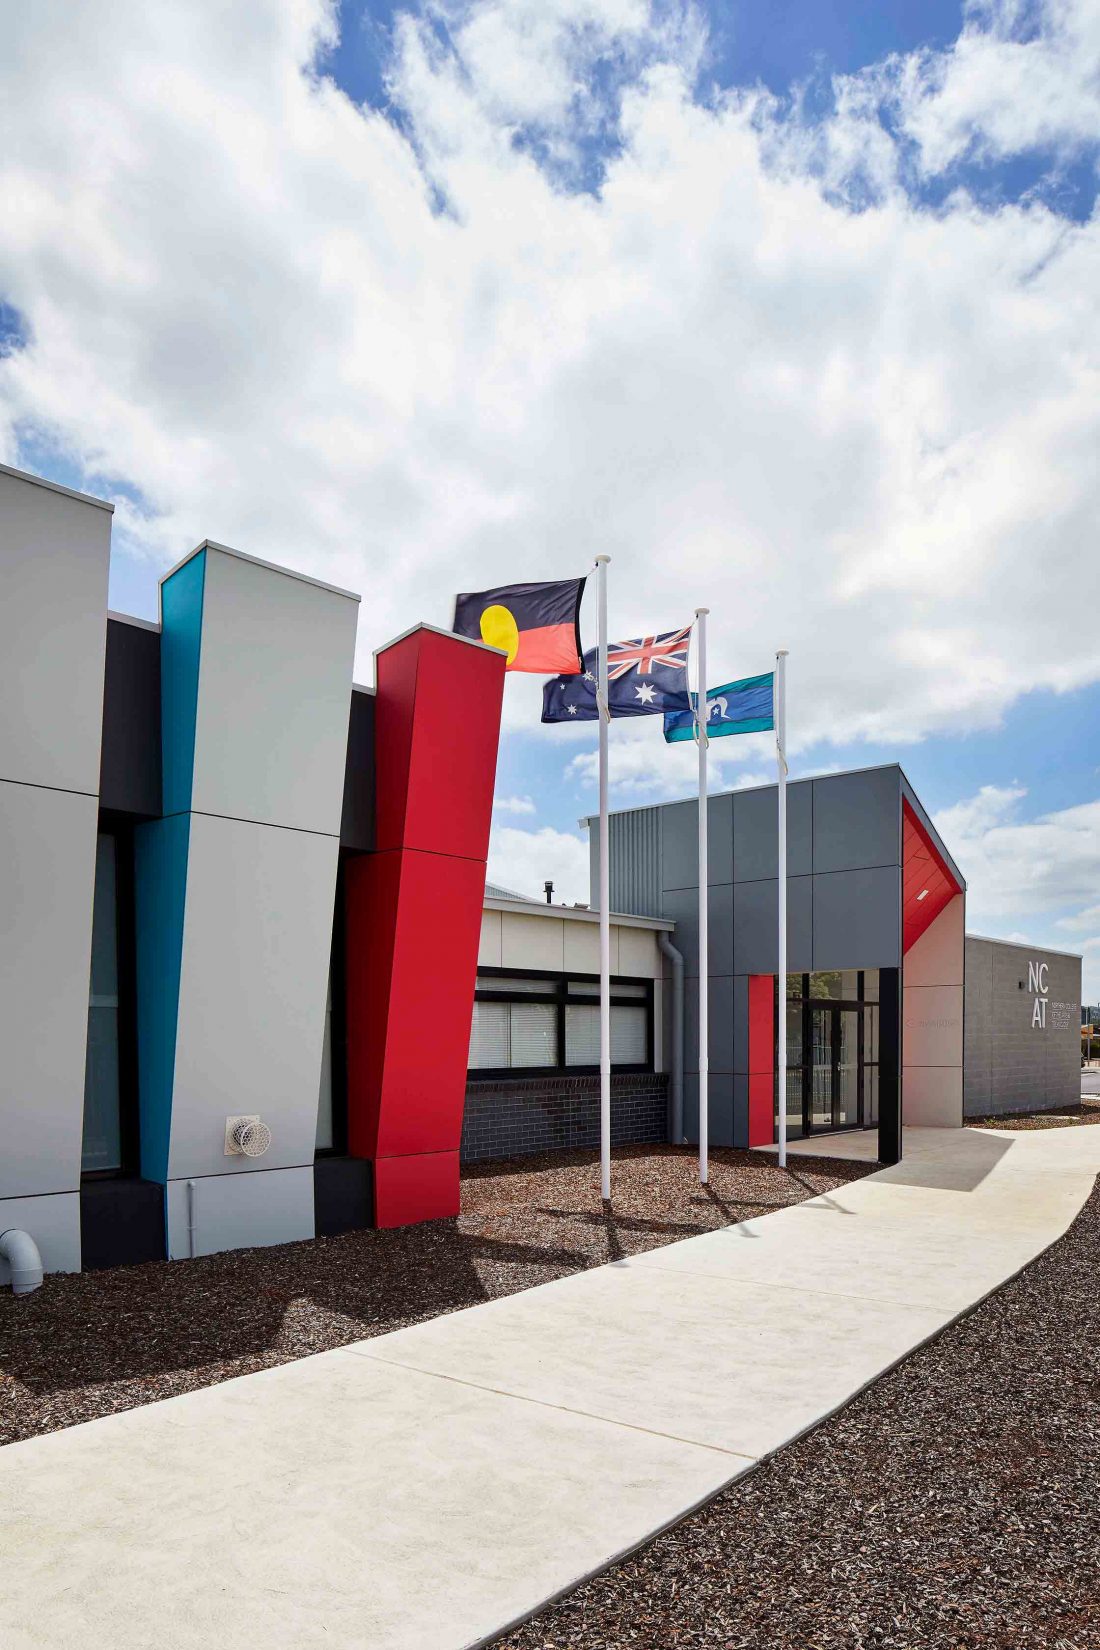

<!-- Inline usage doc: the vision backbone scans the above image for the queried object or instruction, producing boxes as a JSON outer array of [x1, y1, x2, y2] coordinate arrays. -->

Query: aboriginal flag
[[453, 578, 585, 674]]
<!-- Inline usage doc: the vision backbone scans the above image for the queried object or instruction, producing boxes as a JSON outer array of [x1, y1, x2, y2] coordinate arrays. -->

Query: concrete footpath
[[3, 1126, 1099, 1650]]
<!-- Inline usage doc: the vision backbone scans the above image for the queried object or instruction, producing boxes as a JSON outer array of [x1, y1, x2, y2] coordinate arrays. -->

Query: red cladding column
[[345, 625, 505, 1227], [747, 975, 776, 1148]]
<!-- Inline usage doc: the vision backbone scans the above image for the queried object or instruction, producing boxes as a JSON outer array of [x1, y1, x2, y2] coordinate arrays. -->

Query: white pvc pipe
[[596, 554, 611, 1203], [776, 648, 789, 1170], [696, 607, 709, 1185], [0, 1228, 44, 1295]]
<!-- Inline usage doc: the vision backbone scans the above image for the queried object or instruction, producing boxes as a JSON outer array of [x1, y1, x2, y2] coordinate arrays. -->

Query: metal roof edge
[[483, 896, 674, 930], [0, 460, 115, 513], [965, 932, 1083, 963]]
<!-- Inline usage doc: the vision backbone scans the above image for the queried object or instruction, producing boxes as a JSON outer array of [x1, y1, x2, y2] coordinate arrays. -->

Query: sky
[[2, 0, 1098, 999]]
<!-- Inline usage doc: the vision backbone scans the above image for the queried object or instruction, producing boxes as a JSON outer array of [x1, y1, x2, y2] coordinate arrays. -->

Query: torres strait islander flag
[[542, 626, 694, 721], [452, 578, 586, 673]]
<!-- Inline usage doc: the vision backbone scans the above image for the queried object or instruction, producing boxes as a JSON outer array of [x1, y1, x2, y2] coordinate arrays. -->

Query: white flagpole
[[596, 555, 612, 1202], [776, 648, 789, 1170], [696, 608, 710, 1185]]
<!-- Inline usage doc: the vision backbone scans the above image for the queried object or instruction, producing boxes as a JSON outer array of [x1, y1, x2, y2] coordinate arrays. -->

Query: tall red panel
[[746, 974, 775, 1147], [345, 626, 505, 1228]]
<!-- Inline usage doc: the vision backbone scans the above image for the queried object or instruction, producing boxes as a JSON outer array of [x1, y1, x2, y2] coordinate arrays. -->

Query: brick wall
[[461, 1072, 669, 1163]]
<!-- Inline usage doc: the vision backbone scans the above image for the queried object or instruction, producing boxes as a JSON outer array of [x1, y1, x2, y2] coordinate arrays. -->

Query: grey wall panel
[[167, 813, 340, 1180], [661, 799, 697, 892], [812, 767, 900, 874], [0, 781, 99, 1199], [708, 881, 735, 976], [813, 867, 901, 971], [608, 805, 662, 916], [708, 792, 734, 886], [339, 688, 375, 851], [0, 465, 111, 796], [731, 1073, 749, 1149], [188, 547, 359, 835], [660, 886, 699, 975], [732, 975, 749, 1075], [99, 617, 162, 817], [682, 1072, 735, 1148], [684, 975, 735, 1072], [969, 941, 1082, 1116], [0, 1192, 81, 1279], [732, 780, 812, 882], [165, 1166, 314, 1260], [732, 875, 813, 975]]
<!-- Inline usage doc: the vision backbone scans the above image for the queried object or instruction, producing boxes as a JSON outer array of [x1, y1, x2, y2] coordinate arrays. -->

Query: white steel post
[[776, 648, 789, 1170], [596, 555, 612, 1202], [696, 608, 709, 1185]]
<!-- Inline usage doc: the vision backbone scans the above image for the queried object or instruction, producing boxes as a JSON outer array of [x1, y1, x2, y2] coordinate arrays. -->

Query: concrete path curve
[[3, 1125, 1099, 1650]]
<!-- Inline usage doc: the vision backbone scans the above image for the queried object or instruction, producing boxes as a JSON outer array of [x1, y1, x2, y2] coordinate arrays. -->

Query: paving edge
[[473, 1156, 1099, 1650]]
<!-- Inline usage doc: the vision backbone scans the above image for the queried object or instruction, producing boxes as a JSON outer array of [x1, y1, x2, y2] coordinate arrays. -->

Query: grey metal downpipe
[[0, 1229, 44, 1296], [658, 931, 685, 1143]]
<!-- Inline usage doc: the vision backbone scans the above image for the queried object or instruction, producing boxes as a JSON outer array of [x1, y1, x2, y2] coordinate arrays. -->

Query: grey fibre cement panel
[[812, 767, 900, 875], [732, 874, 813, 976], [733, 779, 812, 882], [813, 865, 902, 971]]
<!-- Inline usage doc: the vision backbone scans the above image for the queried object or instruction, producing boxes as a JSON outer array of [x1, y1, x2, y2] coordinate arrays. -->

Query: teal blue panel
[[133, 813, 191, 1183], [160, 550, 206, 815]]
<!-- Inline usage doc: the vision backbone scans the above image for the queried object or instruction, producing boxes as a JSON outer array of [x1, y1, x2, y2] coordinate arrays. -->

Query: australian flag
[[542, 625, 693, 722]]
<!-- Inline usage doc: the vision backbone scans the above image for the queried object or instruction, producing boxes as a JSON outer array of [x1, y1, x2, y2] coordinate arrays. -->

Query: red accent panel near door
[[902, 801, 961, 954], [345, 626, 505, 1226], [747, 974, 775, 1147]]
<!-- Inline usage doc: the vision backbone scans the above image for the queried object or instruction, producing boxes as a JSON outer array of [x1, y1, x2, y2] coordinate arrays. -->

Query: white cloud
[[0, 0, 1096, 760], [933, 782, 1100, 997], [493, 793, 537, 815], [487, 822, 590, 902]]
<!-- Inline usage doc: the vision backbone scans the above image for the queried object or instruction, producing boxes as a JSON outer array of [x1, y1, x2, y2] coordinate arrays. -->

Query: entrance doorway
[[780, 972, 880, 1141]]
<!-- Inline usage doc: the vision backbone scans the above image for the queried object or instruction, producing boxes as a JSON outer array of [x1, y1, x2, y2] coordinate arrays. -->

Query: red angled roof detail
[[902, 800, 961, 953]]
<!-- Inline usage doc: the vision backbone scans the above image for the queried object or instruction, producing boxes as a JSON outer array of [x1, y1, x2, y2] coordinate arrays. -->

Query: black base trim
[[79, 1177, 166, 1270], [314, 1155, 373, 1236]]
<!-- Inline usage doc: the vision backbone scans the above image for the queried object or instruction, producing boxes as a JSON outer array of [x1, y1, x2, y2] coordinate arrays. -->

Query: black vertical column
[[878, 965, 902, 1164]]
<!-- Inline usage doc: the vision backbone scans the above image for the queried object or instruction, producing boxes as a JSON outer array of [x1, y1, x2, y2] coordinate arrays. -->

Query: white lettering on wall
[[1028, 958, 1050, 1031]]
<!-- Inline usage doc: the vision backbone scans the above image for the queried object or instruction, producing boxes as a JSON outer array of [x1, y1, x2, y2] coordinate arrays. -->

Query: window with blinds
[[468, 970, 653, 1074]]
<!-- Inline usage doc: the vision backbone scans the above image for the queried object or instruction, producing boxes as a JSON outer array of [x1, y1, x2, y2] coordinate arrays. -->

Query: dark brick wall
[[461, 1072, 669, 1163]]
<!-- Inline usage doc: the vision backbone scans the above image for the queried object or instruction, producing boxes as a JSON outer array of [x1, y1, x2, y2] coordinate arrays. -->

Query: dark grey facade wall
[[339, 686, 375, 851], [461, 1073, 669, 1163], [964, 937, 1081, 1116], [601, 766, 906, 1148], [99, 617, 162, 817]]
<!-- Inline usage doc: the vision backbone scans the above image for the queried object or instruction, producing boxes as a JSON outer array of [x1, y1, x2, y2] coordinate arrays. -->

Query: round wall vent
[[231, 1118, 272, 1157]]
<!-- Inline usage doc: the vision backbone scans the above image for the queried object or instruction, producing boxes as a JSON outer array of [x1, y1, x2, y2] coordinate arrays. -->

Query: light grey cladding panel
[[166, 1167, 314, 1260], [963, 937, 993, 1115], [661, 800, 697, 891], [0, 781, 98, 1198], [685, 975, 735, 1073], [732, 876, 813, 975], [732, 781, 812, 883], [0, 1192, 81, 1278], [608, 805, 662, 917], [0, 467, 110, 795], [190, 548, 358, 835], [812, 866, 901, 971], [167, 813, 340, 1179], [812, 768, 900, 874]]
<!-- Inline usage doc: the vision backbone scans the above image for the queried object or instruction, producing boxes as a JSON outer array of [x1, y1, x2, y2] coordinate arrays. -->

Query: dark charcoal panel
[[99, 618, 162, 817], [339, 687, 375, 851], [314, 1154, 373, 1235], [79, 1176, 166, 1270], [461, 1073, 669, 1163]]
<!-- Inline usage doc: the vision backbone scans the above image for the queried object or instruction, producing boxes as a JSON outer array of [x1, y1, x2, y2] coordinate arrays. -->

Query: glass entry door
[[780, 972, 880, 1138]]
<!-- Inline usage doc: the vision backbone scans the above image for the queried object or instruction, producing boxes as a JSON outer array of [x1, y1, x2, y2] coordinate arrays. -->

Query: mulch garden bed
[[968, 1094, 1100, 1130], [0, 1144, 867, 1448], [499, 1171, 1100, 1648]]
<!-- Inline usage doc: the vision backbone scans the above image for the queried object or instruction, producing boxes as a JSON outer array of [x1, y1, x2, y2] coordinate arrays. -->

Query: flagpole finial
[[695, 606, 710, 617], [595, 554, 611, 565], [776, 647, 789, 657]]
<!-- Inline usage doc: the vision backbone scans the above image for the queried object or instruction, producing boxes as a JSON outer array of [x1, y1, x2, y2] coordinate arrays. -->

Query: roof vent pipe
[[0, 1229, 44, 1296], [658, 931, 685, 1144]]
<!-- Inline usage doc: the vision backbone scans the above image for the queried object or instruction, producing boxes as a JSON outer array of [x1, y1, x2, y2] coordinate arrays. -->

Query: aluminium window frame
[[469, 964, 655, 1080], [80, 815, 142, 1181]]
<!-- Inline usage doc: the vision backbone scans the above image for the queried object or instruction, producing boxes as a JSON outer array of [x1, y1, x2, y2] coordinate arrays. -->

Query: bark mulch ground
[[967, 1093, 1100, 1130], [0, 1144, 867, 1449], [499, 1177, 1100, 1649]]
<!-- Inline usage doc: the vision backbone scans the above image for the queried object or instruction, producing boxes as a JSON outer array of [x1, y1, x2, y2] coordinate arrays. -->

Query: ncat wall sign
[[1027, 959, 1077, 1032]]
